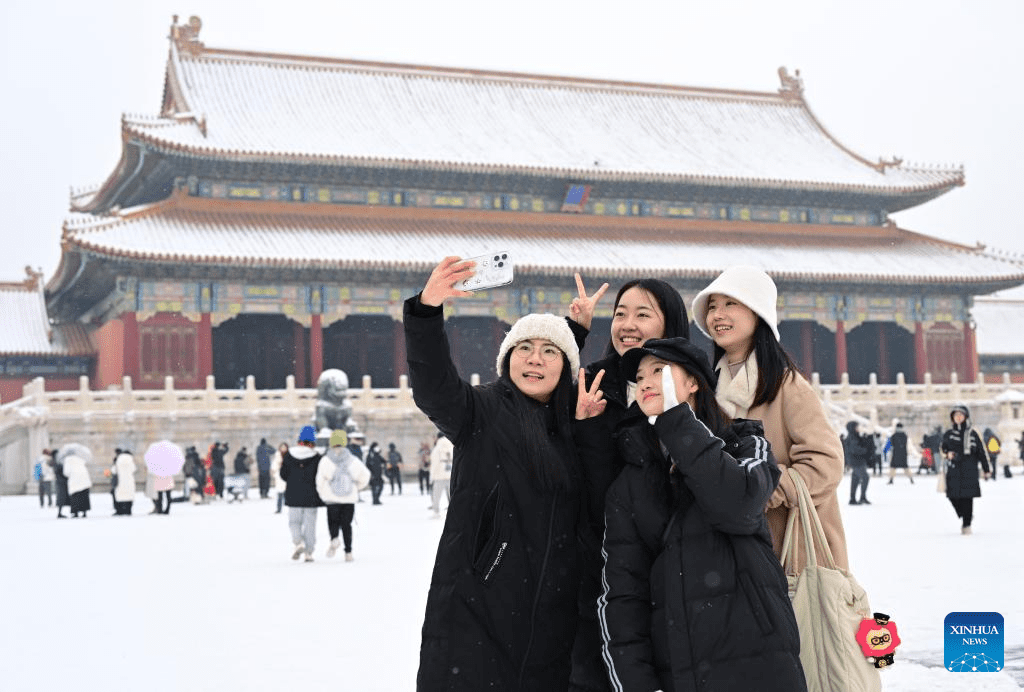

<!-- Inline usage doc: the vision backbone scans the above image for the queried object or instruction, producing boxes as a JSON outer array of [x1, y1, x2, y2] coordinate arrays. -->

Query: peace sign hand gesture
[[569, 273, 609, 331], [421, 256, 477, 307], [575, 368, 607, 420]]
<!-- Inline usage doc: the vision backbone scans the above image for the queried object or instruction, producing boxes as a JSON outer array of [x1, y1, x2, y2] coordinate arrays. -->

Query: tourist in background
[[271, 442, 288, 514], [255, 438, 275, 498], [692, 265, 848, 570], [210, 441, 228, 498], [982, 427, 1001, 481], [885, 421, 914, 485], [53, 452, 70, 519], [428, 431, 453, 518], [843, 421, 873, 505], [365, 442, 386, 505], [112, 448, 137, 515], [315, 429, 370, 560], [386, 442, 403, 495], [280, 425, 323, 561], [62, 447, 92, 519], [35, 449, 54, 508], [417, 440, 432, 495], [941, 404, 991, 535]]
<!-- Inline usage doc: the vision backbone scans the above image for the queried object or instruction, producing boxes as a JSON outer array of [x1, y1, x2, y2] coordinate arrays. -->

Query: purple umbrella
[[144, 440, 185, 476]]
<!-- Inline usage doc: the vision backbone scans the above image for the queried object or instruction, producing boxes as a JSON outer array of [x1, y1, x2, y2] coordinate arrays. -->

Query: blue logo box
[[944, 612, 1003, 672]]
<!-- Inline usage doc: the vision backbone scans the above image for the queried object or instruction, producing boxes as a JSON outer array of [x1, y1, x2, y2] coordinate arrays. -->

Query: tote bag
[[780, 468, 881, 692]]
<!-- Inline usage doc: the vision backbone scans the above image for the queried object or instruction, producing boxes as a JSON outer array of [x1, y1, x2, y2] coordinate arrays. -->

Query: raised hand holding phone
[[421, 257, 476, 307], [455, 251, 514, 291]]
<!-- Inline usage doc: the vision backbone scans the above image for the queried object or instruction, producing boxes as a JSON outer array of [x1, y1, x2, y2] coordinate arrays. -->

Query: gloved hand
[[649, 363, 681, 425]]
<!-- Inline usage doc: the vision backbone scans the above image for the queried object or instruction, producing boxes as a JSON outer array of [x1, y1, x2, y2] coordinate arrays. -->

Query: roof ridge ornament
[[777, 66, 804, 100], [170, 15, 204, 55]]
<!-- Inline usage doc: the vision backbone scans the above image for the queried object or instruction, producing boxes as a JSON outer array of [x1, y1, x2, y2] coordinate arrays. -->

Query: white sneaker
[[344, 552, 353, 562], [327, 538, 340, 558], [291, 542, 305, 560], [304, 552, 315, 562], [961, 526, 973, 535]]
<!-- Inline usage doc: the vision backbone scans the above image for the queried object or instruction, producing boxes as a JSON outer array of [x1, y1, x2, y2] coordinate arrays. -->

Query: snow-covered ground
[[1, 469, 1021, 691]]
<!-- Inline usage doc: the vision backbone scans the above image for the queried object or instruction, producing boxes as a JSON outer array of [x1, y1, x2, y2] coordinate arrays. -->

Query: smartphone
[[457, 251, 514, 291]]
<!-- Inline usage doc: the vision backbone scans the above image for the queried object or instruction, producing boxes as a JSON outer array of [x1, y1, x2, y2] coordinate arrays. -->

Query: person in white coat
[[112, 450, 137, 515], [271, 442, 288, 514], [63, 453, 92, 518], [428, 431, 453, 518], [315, 430, 371, 561]]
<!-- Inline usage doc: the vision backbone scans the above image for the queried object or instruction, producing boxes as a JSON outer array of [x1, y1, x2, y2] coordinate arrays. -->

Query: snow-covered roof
[[0, 279, 93, 356], [111, 23, 962, 200], [973, 296, 1024, 354], [57, 194, 1024, 288]]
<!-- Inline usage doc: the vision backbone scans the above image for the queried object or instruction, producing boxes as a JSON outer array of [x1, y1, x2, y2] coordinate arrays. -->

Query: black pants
[[154, 491, 172, 514], [418, 469, 430, 494], [39, 481, 53, 507], [850, 466, 869, 501], [388, 470, 402, 495], [370, 479, 384, 504], [258, 471, 271, 498], [326, 504, 356, 552], [212, 469, 225, 497], [949, 497, 974, 527]]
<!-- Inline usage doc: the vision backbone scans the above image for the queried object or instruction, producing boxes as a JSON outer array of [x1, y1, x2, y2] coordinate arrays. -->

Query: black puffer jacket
[[405, 297, 583, 692], [941, 411, 990, 500], [600, 404, 805, 692], [280, 446, 323, 507]]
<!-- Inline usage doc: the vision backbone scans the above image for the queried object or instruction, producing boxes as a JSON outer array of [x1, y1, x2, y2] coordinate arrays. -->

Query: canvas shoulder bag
[[780, 468, 881, 692]]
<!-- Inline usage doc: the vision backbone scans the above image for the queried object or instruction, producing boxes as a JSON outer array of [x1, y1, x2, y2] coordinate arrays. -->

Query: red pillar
[[198, 312, 213, 382], [914, 321, 926, 384], [800, 322, 814, 375], [964, 321, 978, 381], [310, 314, 323, 385], [834, 320, 848, 382], [293, 322, 307, 388], [122, 311, 140, 384]]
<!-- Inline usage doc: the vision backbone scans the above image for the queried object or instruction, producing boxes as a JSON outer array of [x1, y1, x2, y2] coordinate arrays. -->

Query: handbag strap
[[780, 467, 838, 573]]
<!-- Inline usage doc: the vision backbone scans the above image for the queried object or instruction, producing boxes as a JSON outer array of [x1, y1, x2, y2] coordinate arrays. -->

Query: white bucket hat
[[495, 313, 580, 380], [691, 265, 780, 342]]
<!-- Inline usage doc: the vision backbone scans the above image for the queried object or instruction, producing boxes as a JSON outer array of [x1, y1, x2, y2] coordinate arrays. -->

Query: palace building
[[38, 15, 1024, 400]]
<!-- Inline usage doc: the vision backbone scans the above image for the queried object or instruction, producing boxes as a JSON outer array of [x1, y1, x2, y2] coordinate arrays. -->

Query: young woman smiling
[[691, 265, 848, 571], [405, 256, 586, 691]]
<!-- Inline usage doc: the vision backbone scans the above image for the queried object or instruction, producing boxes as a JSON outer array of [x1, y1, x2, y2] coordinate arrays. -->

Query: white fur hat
[[691, 265, 780, 342], [495, 313, 580, 381]]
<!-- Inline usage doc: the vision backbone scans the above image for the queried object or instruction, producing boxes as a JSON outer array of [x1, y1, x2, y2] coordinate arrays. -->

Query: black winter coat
[[888, 431, 908, 468], [842, 426, 873, 470], [405, 297, 583, 692], [280, 447, 323, 507], [570, 351, 648, 692], [941, 424, 989, 500], [601, 405, 805, 692]]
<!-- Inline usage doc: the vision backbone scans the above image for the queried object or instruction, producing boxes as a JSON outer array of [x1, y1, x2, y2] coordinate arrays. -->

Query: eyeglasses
[[511, 341, 562, 363]]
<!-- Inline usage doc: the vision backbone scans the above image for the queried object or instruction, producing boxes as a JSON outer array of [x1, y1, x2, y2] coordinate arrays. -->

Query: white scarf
[[715, 352, 758, 418]]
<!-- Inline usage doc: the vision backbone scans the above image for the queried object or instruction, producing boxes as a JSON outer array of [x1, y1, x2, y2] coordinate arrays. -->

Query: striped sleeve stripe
[[597, 534, 625, 692]]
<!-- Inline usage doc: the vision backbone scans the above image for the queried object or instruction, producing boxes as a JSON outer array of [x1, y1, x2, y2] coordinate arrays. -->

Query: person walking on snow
[[982, 428, 1001, 482], [112, 449, 137, 515], [885, 422, 914, 485], [255, 438, 275, 498], [280, 425, 323, 561], [315, 429, 370, 560], [428, 431, 453, 518], [386, 442, 403, 495], [844, 421, 873, 505], [941, 404, 990, 535], [271, 442, 288, 513], [365, 442, 386, 505]]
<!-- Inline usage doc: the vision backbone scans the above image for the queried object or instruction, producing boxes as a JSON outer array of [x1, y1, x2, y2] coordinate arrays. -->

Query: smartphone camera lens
[[497, 262, 504, 267], [501, 254, 508, 260]]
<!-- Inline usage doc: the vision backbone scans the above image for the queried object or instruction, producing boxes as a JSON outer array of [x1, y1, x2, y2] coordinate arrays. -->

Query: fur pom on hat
[[495, 314, 580, 380], [691, 265, 780, 342]]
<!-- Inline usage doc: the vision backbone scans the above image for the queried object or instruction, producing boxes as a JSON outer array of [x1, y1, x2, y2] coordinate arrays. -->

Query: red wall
[[0, 377, 85, 404]]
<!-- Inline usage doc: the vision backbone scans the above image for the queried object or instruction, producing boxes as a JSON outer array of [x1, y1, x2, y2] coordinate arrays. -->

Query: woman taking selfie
[[581, 337, 804, 691], [691, 265, 847, 570], [405, 256, 585, 692]]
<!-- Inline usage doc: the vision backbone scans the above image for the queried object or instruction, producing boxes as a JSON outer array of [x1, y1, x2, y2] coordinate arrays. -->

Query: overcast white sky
[[2, 0, 1022, 283]]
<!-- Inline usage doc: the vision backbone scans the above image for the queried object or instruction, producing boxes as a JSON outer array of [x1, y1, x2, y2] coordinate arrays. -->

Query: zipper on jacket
[[518, 495, 558, 690], [482, 541, 508, 583]]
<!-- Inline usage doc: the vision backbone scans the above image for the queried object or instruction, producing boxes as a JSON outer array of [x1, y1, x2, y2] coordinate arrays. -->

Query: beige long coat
[[735, 372, 849, 571]]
